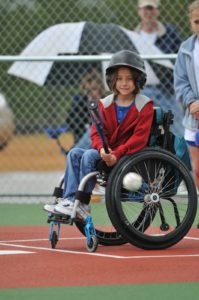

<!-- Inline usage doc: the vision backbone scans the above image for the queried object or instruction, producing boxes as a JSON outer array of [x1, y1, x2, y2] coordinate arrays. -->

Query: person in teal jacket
[[174, 0, 199, 190]]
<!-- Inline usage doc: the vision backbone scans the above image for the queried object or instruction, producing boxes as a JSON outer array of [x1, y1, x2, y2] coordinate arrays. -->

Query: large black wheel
[[57, 176, 126, 246], [106, 148, 198, 250]]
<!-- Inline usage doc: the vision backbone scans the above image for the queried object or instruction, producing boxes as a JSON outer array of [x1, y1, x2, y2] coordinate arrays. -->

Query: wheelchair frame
[[46, 108, 198, 252]]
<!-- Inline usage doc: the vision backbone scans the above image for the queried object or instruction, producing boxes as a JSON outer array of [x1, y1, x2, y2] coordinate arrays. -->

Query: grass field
[[1, 203, 198, 227], [0, 203, 110, 226], [1, 282, 199, 300]]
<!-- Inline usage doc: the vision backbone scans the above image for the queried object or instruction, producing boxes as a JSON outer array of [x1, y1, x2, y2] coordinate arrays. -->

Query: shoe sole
[[43, 207, 63, 215]]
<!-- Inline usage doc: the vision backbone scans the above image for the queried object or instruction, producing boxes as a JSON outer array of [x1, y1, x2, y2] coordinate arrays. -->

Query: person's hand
[[100, 147, 111, 157], [100, 148, 117, 166], [105, 154, 117, 166], [189, 102, 199, 120]]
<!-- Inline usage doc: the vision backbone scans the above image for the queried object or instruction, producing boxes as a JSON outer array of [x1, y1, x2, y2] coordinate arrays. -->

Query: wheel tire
[[106, 148, 198, 250], [86, 235, 98, 252], [51, 230, 58, 249]]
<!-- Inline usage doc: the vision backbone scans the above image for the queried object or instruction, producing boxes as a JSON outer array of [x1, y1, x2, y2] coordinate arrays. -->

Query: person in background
[[135, 0, 184, 136], [174, 0, 199, 191], [43, 50, 154, 218], [66, 70, 105, 149]]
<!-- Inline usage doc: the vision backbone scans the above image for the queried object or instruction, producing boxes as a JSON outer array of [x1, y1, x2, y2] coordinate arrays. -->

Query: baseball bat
[[88, 100, 109, 154]]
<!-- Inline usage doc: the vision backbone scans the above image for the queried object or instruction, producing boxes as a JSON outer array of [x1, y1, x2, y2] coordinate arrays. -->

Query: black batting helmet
[[106, 50, 146, 90]]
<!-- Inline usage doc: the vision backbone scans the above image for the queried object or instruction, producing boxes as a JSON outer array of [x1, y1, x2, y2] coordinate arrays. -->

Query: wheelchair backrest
[[148, 107, 192, 170], [148, 106, 164, 148]]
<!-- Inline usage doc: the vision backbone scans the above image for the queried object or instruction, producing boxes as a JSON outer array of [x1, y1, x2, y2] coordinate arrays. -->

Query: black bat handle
[[88, 100, 98, 111], [88, 100, 109, 154], [101, 138, 109, 154]]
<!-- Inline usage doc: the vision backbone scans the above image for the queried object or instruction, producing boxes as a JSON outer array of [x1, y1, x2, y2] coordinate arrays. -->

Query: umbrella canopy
[[8, 21, 174, 88]]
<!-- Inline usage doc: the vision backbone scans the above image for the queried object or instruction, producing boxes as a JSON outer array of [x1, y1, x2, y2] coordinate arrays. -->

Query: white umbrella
[[8, 21, 174, 87]]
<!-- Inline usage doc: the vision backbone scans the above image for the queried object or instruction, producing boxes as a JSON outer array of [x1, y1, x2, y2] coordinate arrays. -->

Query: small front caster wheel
[[86, 235, 98, 252], [51, 231, 58, 249]]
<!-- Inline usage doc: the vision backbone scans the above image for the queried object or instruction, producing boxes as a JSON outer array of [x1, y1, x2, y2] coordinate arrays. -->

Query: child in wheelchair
[[43, 49, 154, 219]]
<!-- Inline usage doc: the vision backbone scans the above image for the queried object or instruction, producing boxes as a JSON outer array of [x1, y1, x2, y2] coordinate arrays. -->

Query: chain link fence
[[0, 0, 192, 201]]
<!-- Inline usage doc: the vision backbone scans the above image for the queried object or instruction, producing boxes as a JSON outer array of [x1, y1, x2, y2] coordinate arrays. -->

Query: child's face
[[190, 8, 199, 38], [115, 67, 136, 98]]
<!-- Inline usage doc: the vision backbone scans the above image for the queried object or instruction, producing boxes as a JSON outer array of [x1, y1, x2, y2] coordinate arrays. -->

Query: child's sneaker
[[54, 199, 74, 215], [76, 203, 91, 219], [43, 198, 65, 214], [92, 184, 105, 195], [55, 200, 90, 219]]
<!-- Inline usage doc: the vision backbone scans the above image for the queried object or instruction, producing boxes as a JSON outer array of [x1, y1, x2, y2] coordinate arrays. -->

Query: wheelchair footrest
[[47, 214, 71, 225]]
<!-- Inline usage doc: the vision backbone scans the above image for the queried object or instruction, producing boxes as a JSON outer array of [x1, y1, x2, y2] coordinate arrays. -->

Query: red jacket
[[91, 93, 154, 160]]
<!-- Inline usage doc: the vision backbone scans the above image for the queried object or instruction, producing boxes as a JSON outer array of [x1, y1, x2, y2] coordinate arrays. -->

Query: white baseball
[[123, 172, 142, 191]]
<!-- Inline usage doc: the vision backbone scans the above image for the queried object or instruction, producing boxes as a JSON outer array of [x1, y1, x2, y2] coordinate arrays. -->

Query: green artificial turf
[[0, 282, 199, 300], [0, 202, 198, 227], [0, 202, 110, 226], [0, 203, 47, 226]]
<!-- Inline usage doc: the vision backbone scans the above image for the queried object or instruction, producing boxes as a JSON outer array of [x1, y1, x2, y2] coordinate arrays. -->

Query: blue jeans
[[73, 127, 92, 149], [143, 86, 184, 137], [63, 148, 101, 201]]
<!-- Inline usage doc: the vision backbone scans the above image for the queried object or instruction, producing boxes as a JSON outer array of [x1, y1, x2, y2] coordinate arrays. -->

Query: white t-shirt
[[140, 31, 157, 45], [184, 128, 197, 142]]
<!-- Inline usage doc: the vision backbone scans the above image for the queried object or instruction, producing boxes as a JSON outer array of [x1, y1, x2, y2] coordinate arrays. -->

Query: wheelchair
[[46, 108, 198, 252]]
